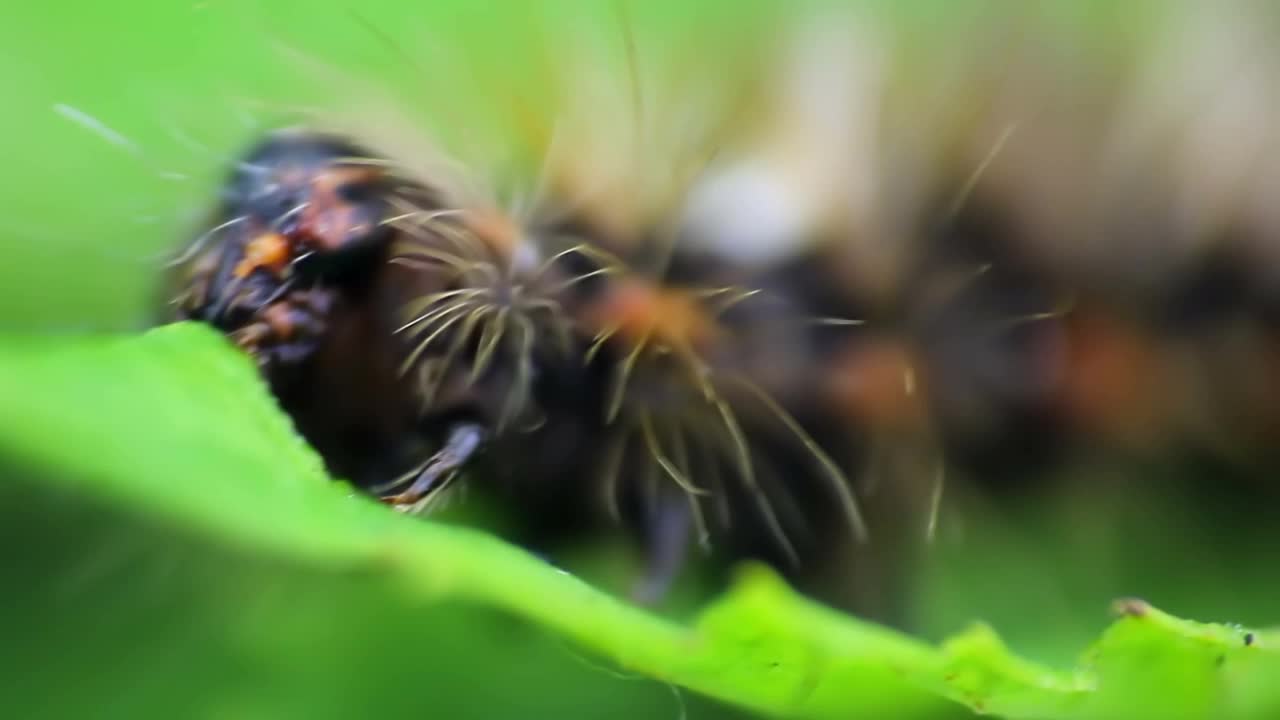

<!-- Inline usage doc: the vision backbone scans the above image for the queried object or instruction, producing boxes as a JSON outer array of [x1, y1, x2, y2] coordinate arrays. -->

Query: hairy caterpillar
[[161, 118, 885, 604], [149, 3, 904, 607], [143, 1, 1280, 616]]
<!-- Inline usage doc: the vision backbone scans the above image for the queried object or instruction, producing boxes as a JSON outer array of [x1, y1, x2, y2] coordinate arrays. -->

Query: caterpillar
[[147, 1, 1280, 616], [149, 4, 907, 608], [161, 119, 884, 605], [163, 128, 461, 493], [166, 129, 431, 368]]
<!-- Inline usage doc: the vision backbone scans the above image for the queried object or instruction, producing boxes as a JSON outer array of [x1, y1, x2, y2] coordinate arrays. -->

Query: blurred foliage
[[0, 0, 1170, 332], [1, 323, 1277, 720]]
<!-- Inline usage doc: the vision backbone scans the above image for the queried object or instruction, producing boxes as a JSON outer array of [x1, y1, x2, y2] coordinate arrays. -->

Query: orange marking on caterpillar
[[463, 209, 524, 265], [1056, 310, 1168, 448], [298, 166, 386, 252], [825, 338, 929, 433], [589, 279, 720, 353], [233, 232, 292, 278]]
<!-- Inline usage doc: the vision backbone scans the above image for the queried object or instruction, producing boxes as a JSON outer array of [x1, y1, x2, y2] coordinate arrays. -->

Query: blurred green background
[[0, 0, 1169, 331], [1, 1, 1277, 718]]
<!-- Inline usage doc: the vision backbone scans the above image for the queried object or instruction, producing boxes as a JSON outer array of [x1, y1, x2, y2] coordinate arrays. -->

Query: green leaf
[[0, 324, 1276, 720]]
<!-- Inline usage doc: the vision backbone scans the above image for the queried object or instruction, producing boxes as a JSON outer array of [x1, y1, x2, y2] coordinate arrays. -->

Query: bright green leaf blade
[[1080, 601, 1280, 720], [0, 324, 1276, 720]]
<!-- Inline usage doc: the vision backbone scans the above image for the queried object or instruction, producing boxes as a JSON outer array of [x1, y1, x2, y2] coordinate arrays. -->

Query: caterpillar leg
[[231, 290, 336, 369], [629, 489, 693, 606], [381, 423, 486, 509]]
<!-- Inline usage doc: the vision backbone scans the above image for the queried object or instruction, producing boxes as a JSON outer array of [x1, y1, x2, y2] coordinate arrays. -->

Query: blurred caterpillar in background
[[152, 0, 1280, 617]]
